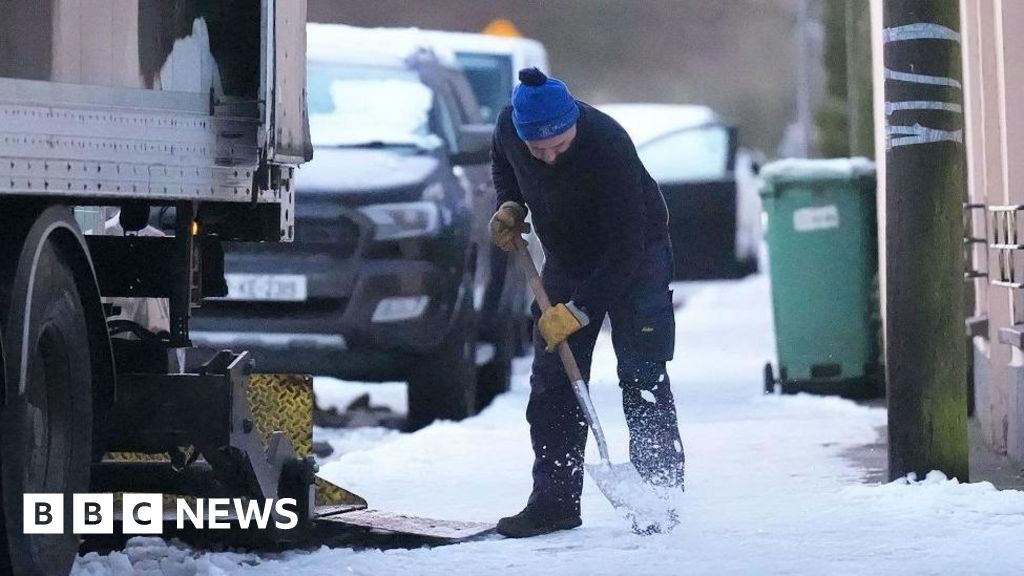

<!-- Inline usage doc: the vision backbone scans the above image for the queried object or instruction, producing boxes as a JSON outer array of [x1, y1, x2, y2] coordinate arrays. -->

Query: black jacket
[[491, 101, 669, 312]]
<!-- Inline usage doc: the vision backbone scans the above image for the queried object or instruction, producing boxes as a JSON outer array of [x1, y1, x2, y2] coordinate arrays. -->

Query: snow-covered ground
[[74, 275, 1024, 576]]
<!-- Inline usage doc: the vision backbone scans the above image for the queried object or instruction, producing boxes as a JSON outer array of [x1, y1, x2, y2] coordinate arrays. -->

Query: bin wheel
[[763, 362, 776, 395]]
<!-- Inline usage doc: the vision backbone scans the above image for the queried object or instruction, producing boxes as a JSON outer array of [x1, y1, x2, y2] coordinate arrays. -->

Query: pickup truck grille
[[294, 216, 362, 258]]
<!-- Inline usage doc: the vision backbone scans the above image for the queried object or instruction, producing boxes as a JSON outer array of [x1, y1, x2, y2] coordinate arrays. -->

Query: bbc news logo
[[24, 494, 299, 534]]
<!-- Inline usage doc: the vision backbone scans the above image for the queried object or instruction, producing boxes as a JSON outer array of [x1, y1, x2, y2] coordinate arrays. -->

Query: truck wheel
[[476, 315, 514, 411], [406, 296, 478, 431], [514, 270, 534, 359], [0, 235, 93, 576], [0, 319, 6, 571], [515, 311, 534, 358], [737, 255, 759, 278], [763, 362, 775, 395], [511, 276, 534, 359]]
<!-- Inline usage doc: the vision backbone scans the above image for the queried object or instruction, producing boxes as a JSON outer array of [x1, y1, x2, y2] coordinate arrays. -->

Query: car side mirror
[[452, 124, 493, 166]]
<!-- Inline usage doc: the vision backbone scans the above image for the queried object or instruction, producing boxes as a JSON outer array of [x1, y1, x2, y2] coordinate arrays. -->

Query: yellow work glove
[[538, 302, 590, 352], [488, 201, 531, 252]]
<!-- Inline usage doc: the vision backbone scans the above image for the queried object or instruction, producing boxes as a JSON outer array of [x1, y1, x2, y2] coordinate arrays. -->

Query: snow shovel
[[512, 239, 679, 533]]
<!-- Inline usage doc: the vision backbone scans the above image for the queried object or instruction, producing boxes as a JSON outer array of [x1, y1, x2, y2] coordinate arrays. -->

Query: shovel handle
[[512, 238, 584, 383], [512, 237, 611, 463]]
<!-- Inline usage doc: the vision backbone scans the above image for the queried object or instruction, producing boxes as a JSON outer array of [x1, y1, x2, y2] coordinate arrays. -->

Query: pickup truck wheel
[[476, 315, 514, 411], [0, 234, 93, 576], [406, 296, 478, 431], [511, 272, 534, 359], [736, 254, 759, 278], [514, 314, 533, 358]]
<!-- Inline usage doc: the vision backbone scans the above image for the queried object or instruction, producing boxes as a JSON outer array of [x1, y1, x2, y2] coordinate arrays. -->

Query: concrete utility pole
[[882, 0, 969, 481]]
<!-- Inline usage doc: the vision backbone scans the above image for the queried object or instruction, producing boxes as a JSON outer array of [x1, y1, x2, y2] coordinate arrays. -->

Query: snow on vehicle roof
[[306, 23, 458, 67], [307, 23, 548, 69], [414, 28, 547, 64], [760, 157, 876, 182], [599, 103, 722, 147]]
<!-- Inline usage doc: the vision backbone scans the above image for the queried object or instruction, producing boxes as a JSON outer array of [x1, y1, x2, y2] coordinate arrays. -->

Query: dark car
[[191, 38, 529, 429], [600, 104, 762, 280]]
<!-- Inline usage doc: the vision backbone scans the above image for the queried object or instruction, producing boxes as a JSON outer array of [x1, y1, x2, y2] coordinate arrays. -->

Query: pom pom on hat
[[512, 68, 579, 141], [518, 67, 549, 87]]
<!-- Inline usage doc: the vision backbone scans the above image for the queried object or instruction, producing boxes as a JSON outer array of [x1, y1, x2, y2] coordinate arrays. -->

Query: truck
[[0, 3, 490, 575]]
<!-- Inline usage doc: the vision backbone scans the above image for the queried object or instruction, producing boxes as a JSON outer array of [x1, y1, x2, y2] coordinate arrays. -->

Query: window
[[454, 52, 514, 124], [307, 61, 443, 150], [430, 90, 461, 153], [637, 126, 731, 183]]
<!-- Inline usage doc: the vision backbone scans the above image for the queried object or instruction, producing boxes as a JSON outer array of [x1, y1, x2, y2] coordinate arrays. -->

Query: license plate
[[223, 274, 307, 302]]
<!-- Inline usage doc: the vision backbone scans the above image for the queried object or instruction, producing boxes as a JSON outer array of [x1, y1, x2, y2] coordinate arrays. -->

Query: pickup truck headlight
[[358, 201, 441, 241]]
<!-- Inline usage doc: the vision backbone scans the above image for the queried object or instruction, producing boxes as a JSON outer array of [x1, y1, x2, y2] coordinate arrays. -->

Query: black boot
[[496, 502, 582, 538]]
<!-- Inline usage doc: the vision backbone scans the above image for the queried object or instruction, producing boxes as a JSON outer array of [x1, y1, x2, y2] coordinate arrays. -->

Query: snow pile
[[74, 276, 1024, 575], [73, 538, 255, 576], [760, 157, 876, 183], [313, 379, 407, 415]]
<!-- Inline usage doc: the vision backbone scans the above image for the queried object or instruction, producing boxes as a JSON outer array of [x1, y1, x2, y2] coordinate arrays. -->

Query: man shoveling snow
[[489, 67, 685, 538]]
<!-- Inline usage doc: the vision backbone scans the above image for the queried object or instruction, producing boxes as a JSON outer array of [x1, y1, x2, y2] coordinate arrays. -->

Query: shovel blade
[[586, 461, 680, 534]]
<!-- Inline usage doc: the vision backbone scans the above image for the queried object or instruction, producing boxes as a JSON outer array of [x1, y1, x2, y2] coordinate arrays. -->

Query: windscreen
[[637, 126, 731, 182], [307, 61, 443, 149]]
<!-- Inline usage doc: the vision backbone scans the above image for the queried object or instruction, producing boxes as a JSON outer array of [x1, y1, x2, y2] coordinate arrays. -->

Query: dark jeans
[[526, 239, 685, 515]]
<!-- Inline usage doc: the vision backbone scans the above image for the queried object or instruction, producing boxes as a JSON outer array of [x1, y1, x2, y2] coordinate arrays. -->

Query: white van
[[601, 104, 762, 279], [307, 24, 549, 125], [412, 29, 550, 339], [412, 30, 550, 124]]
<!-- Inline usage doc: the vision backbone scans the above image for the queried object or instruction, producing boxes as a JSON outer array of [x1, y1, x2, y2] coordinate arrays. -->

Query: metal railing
[[965, 203, 988, 281], [990, 205, 1024, 288]]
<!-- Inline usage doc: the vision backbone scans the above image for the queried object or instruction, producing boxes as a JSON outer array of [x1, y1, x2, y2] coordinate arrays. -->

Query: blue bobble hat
[[512, 68, 580, 141]]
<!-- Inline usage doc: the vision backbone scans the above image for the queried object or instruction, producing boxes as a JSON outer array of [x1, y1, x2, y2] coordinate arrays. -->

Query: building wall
[[957, 0, 1024, 462], [996, 0, 1024, 463], [873, 0, 1024, 464], [972, 0, 1011, 456]]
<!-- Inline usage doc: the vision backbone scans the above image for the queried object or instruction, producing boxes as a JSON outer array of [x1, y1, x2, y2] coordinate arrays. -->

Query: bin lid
[[760, 157, 875, 186]]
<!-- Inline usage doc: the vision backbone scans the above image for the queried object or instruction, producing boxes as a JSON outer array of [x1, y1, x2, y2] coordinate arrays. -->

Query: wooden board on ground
[[318, 509, 495, 542]]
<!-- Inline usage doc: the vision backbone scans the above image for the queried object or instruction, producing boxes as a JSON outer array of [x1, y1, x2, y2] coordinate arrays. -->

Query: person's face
[[525, 124, 578, 166]]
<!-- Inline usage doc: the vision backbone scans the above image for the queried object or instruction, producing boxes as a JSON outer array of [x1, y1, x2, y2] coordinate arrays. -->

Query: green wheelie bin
[[760, 158, 882, 397]]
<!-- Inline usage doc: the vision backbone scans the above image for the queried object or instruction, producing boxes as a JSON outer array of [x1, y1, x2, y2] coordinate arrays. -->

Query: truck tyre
[[514, 314, 533, 358], [406, 295, 478, 431], [510, 273, 534, 359], [476, 314, 514, 411], [0, 320, 7, 571], [736, 254, 759, 278], [0, 232, 93, 576]]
